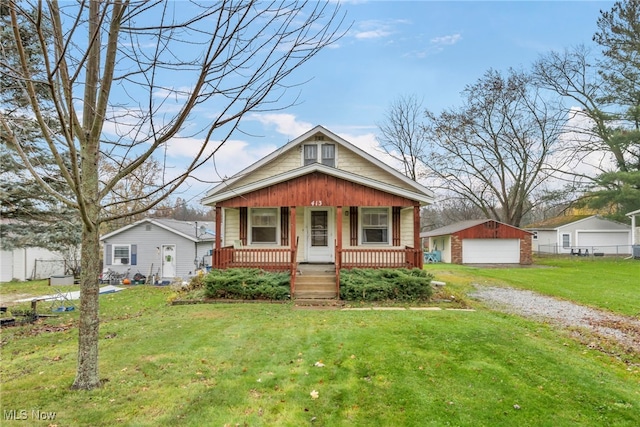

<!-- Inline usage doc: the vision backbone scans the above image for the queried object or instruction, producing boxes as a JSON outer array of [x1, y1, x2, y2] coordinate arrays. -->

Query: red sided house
[[202, 126, 433, 297]]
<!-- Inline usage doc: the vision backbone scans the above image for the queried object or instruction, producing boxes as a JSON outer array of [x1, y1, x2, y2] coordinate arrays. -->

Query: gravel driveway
[[470, 285, 640, 354]]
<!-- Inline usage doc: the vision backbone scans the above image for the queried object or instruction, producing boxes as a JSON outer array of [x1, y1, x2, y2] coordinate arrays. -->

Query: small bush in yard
[[204, 268, 290, 300], [340, 268, 433, 302]]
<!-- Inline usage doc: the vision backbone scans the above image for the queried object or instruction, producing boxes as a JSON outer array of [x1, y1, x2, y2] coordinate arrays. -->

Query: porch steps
[[294, 264, 338, 303]]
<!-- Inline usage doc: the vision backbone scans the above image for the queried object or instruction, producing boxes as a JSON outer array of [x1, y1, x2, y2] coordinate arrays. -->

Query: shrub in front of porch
[[204, 268, 290, 300], [339, 268, 433, 302]]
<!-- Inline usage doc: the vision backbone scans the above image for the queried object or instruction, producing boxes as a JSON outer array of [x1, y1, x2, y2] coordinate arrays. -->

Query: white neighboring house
[[524, 215, 632, 255], [627, 208, 640, 245], [627, 208, 640, 259], [100, 218, 215, 282], [0, 247, 66, 282]]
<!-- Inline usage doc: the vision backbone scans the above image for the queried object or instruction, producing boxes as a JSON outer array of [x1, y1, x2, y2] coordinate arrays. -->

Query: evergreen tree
[[0, 2, 81, 259]]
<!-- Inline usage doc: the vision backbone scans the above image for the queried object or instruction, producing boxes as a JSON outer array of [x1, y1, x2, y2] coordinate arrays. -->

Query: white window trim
[[248, 207, 280, 245], [301, 142, 337, 167], [360, 207, 391, 245], [112, 244, 131, 265], [561, 233, 571, 249]]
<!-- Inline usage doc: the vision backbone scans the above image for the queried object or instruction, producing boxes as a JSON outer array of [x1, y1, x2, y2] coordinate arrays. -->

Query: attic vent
[[315, 135, 325, 141], [484, 221, 499, 230], [145, 224, 152, 231]]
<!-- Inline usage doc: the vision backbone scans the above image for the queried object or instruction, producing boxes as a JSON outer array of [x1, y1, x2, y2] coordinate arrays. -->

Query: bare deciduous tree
[[533, 1, 640, 217], [1, 0, 345, 390], [423, 68, 565, 227], [376, 94, 428, 181]]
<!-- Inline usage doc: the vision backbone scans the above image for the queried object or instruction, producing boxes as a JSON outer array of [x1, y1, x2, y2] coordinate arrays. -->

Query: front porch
[[208, 169, 427, 298], [212, 244, 423, 298]]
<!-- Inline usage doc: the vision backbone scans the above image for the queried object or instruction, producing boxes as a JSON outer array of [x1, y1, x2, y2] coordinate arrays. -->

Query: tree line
[[378, 1, 640, 228]]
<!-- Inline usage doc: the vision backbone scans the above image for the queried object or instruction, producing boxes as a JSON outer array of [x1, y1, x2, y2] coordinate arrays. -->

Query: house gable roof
[[523, 215, 630, 231], [100, 218, 215, 242], [202, 125, 433, 205], [523, 215, 592, 230], [420, 219, 532, 238], [204, 163, 431, 206]]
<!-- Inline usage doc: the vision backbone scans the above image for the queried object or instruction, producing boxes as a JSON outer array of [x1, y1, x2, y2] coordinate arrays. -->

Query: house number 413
[[310, 200, 323, 206]]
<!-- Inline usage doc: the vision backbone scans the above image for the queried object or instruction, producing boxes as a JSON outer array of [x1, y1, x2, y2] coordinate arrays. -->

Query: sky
[[165, 0, 615, 206]]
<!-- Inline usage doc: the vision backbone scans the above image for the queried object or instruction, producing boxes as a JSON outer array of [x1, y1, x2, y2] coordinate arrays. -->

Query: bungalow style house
[[201, 125, 433, 296], [524, 215, 632, 255]]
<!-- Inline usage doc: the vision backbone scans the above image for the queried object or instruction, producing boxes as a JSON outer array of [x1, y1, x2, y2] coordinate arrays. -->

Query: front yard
[[0, 257, 638, 426]]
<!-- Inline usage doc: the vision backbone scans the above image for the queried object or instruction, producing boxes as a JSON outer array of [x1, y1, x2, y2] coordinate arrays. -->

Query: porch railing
[[337, 247, 422, 269], [213, 237, 298, 297], [335, 246, 423, 298], [213, 247, 294, 271]]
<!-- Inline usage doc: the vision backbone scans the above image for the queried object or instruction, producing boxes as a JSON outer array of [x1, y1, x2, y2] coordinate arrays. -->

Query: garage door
[[462, 239, 520, 264], [576, 231, 630, 254]]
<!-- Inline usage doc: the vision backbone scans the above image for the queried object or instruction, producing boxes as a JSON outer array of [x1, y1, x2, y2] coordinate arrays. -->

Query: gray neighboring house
[[524, 215, 632, 255], [100, 218, 215, 282]]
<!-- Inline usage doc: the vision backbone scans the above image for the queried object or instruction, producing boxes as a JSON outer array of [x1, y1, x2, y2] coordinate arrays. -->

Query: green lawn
[[425, 256, 640, 317], [1, 259, 639, 426]]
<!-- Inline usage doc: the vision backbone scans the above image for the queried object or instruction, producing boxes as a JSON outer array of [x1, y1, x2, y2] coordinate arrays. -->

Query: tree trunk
[[71, 222, 101, 390]]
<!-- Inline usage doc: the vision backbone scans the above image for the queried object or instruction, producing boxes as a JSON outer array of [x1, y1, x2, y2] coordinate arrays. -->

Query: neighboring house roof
[[420, 219, 531, 238], [626, 208, 640, 217], [524, 215, 592, 230], [202, 125, 433, 205], [523, 215, 627, 230], [100, 218, 215, 242], [420, 220, 489, 238]]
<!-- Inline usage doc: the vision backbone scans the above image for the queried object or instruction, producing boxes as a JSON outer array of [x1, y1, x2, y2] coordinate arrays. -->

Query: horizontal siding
[[337, 148, 415, 191], [226, 149, 301, 191], [400, 209, 414, 247], [224, 209, 240, 247], [215, 135, 419, 196], [102, 223, 208, 280]]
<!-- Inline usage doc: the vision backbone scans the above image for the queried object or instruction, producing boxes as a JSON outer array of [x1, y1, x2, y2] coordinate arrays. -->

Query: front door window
[[311, 211, 328, 247]]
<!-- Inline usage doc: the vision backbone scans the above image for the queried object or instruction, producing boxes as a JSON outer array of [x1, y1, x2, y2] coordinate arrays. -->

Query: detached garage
[[421, 219, 533, 265]]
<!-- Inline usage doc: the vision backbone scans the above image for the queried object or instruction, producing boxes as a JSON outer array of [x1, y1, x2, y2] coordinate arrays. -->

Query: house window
[[303, 145, 317, 166], [250, 208, 278, 244], [361, 208, 389, 244], [303, 143, 336, 167], [321, 144, 335, 167], [562, 233, 570, 248], [113, 245, 130, 265]]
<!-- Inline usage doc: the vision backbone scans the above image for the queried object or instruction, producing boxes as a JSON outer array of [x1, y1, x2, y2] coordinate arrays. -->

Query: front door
[[161, 244, 177, 278], [306, 208, 334, 263]]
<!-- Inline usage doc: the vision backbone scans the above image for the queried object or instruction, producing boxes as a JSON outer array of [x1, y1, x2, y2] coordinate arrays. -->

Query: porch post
[[336, 206, 343, 261], [336, 206, 343, 297], [414, 204, 423, 269], [214, 206, 222, 268], [290, 206, 297, 254], [290, 206, 297, 297]]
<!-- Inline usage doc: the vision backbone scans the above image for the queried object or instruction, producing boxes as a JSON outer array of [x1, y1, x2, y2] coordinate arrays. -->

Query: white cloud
[[248, 113, 314, 138], [406, 32, 463, 58], [152, 86, 193, 102], [352, 19, 408, 41], [355, 29, 392, 40], [430, 33, 462, 47]]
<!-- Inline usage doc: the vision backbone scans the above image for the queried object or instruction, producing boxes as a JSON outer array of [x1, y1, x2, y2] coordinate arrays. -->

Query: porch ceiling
[[215, 171, 419, 207]]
